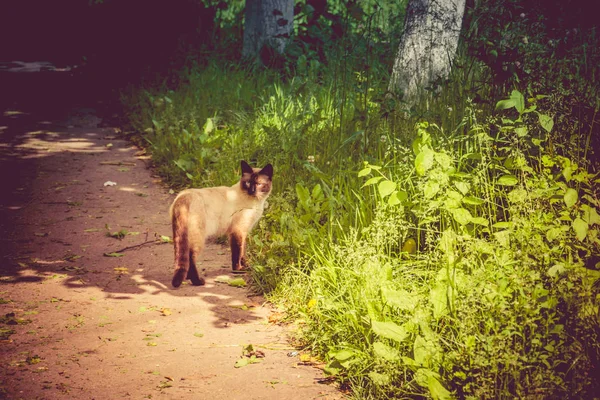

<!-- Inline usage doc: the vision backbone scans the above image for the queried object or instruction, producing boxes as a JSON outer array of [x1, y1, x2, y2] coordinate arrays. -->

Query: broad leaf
[[378, 180, 396, 198], [332, 349, 355, 361], [362, 176, 383, 187], [462, 196, 484, 206], [454, 181, 469, 195], [514, 126, 528, 137], [430, 283, 448, 320], [373, 341, 400, 362], [582, 204, 600, 225], [564, 188, 578, 208], [427, 375, 452, 400], [415, 147, 435, 176], [547, 263, 566, 277], [511, 90, 525, 113], [572, 217, 588, 241], [371, 320, 408, 343], [413, 335, 438, 368], [450, 208, 472, 226], [470, 217, 489, 226], [381, 287, 418, 310], [424, 181, 440, 199], [538, 113, 554, 133], [495, 99, 515, 111], [368, 371, 391, 386], [497, 174, 518, 186], [508, 188, 528, 203], [358, 167, 371, 177]]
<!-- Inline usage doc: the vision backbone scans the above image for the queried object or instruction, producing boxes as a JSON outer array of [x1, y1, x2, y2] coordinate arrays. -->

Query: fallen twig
[[99, 161, 137, 166], [111, 239, 167, 253]]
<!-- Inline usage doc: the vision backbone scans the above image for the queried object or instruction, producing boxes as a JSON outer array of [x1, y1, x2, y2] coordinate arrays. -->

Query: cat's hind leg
[[187, 248, 206, 286], [171, 217, 190, 287]]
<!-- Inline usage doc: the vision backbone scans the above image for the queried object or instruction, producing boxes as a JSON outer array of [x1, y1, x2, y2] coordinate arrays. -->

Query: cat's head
[[240, 160, 273, 200]]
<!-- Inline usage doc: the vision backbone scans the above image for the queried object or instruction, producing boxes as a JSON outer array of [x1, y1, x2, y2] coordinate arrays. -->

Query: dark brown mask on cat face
[[240, 160, 273, 200]]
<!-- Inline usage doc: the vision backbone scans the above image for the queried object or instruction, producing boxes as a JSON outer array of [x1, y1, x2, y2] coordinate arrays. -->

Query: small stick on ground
[[111, 239, 167, 253], [99, 161, 137, 166]]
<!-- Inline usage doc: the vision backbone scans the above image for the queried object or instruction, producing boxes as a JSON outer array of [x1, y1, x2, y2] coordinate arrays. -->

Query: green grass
[[121, 29, 600, 399]]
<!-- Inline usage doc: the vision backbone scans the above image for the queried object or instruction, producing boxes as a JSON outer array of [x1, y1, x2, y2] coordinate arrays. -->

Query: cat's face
[[240, 160, 273, 200]]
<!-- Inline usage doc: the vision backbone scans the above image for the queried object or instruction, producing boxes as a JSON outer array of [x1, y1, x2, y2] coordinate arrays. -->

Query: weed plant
[[121, 4, 599, 398]]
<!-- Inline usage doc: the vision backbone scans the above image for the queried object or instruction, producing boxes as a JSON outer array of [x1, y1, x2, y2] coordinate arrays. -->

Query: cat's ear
[[240, 160, 253, 175], [259, 164, 273, 180]]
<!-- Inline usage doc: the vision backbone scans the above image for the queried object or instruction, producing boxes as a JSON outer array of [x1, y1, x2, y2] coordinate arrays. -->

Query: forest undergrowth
[[121, 2, 599, 398]]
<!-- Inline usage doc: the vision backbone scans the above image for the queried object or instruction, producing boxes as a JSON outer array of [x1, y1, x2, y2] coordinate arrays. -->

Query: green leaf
[[311, 184, 323, 202], [203, 118, 214, 135], [295, 183, 310, 205], [368, 371, 391, 386], [497, 174, 518, 186], [564, 188, 578, 208], [508, 188, 527, 203], [495, 99, 515, 111], [470, 217, 488, 226], [415, 147, 435, 176], [234, 358, 250, 368], [413, 335, 438, 368], [332, 349, 355, 361], [378, 180, 396, 198], [514, 126, 528, 137], [103, 252, 125, 258], [546, 227, 563, 242], [382, 287, 418, 310], [427, 375, 452, 400], [538, 113, 554, 133], [362, 176, 383, 187], [495, 90, 524, 113], [371, 320, 408, 343], [434, 152, 453, 171], [511, 90, 525, 113], [547, 264, 566, 277], [387, 191, 401, 206], [462, 196, 484, 206], [358, 167, 371, 177], [454, 181, 469, 195], [450, 208, 472, 226], [430, 283, 448, 320], [423, 181, 440, 199], [494, 230, 511, 247], [373, 342, 400, 362], [572, 218, 588, 241], [582, 204, 600, 225], [492, 221, 513, 229], [160, 235, 173, 243], [228, 278, 246, 288]]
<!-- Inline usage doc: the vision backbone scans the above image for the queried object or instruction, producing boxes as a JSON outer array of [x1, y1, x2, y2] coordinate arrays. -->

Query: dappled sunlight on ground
[[0, 66, 342, 399]]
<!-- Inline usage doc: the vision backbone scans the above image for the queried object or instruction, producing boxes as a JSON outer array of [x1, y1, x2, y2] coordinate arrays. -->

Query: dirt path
[[0, 70, 341, 400]]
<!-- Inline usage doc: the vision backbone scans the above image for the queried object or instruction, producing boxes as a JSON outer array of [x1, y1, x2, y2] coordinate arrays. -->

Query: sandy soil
[[0, 70, 341, 400]]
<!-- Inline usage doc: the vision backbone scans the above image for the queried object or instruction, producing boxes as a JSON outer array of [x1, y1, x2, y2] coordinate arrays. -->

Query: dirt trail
[[0, 70, 341, 400]]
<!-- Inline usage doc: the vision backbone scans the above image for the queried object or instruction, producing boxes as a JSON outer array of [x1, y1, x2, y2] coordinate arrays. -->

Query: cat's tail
[[171, 194, 190, 288]]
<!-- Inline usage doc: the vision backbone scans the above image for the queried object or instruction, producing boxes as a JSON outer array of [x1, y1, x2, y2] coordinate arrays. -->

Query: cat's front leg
[[229, 230, 247, 271]]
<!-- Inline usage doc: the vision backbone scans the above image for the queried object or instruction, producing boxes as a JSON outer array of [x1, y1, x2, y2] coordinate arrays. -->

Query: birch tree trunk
[[388, 0, 466, 105], [242, 0, 293, 63]]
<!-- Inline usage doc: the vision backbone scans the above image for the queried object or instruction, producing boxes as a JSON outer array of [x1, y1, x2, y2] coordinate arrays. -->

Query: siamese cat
[[170, 160, 273, 288]]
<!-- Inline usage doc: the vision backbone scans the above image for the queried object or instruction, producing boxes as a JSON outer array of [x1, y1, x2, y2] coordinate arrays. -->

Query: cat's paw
[[172, 269, 187, 288]]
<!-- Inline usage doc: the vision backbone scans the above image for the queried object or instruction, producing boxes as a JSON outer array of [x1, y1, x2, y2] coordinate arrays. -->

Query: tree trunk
[[242, 0, 293, 64], [388, 0, 466, 105]]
